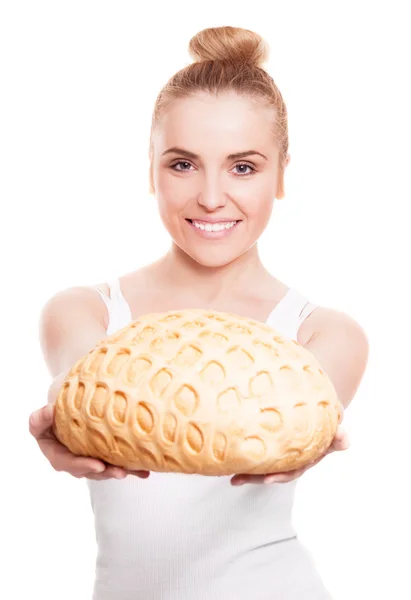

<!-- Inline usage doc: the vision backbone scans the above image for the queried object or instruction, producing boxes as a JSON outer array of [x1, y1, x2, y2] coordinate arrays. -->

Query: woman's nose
[[196, 178, 228, 211]]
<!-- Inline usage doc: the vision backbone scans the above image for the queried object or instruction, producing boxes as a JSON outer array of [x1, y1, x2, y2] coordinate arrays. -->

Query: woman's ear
[[275, 154, 290, 200], [285, 153, 291, 169]]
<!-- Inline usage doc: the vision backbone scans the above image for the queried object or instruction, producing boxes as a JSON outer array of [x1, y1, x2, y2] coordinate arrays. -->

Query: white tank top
[[89, 279, 332, 600]]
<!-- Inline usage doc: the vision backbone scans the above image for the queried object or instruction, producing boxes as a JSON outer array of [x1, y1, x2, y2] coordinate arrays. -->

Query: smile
[[191, 220, 237, 231], [185, 219, 242, 239]]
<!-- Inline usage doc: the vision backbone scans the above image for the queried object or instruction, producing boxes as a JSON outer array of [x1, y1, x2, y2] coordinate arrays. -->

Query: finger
[[125, 469, 150, 478], [329, 427, 350, 452], [231, 474, 265, 485], [86, 466, 128, 480], [231, 470, 301, 485], [334, 424, 347, 439], [39, 439, 107, 476], [29, 405, 54, 439], [86, 467, 150, 481], [263, 467, 307, 484]]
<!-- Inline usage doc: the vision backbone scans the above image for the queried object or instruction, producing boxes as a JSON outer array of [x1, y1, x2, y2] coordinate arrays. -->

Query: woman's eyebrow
[[162, 147, 268, 161]]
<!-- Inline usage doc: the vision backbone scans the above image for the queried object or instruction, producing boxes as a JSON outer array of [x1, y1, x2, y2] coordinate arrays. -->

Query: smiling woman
[[151, 89, 285, 267], [32, 24, 368, 600]]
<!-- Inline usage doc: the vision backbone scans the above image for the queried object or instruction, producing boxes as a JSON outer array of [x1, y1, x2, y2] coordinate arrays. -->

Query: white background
[[2, 2, 410, 599]]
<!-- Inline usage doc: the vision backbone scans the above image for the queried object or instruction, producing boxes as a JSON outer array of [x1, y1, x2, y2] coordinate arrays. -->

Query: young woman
[[30, 26, 369, 600]]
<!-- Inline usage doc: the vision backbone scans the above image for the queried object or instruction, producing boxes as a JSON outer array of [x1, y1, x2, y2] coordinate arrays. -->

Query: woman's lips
[[185, 219, 242, 240]]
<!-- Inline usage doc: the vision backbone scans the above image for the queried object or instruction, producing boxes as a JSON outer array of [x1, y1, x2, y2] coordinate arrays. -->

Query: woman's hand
[[29, 375, 150, 481], [230, 424, 350, 486]]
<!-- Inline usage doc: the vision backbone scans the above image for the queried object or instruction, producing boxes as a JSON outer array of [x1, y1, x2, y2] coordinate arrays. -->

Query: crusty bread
[[53, 309, 341, 475]]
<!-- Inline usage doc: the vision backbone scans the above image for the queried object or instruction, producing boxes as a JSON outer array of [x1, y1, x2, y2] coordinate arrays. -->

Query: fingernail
[[93, 465, 105, 473], [264, 476, 278, 484], [232, 479, 244, 486]]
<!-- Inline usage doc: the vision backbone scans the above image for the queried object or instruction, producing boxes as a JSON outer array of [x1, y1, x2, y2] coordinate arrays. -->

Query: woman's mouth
[[185, 219, 242, 239]]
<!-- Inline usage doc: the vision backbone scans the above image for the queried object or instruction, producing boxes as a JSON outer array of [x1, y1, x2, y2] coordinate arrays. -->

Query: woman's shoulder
[[300, 305, 368, 344], [92, 266, 148, 297]]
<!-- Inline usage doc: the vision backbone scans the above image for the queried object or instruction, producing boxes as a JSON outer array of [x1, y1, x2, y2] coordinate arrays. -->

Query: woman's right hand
[[29, 374, 150, 481]]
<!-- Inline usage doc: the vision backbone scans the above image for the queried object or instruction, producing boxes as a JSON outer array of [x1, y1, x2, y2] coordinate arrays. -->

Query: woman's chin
[[184, 243, 247, 268]]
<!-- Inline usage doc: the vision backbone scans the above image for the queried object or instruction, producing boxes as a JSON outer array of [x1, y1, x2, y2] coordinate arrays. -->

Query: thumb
[[29, 404, 54, 439], [331, 427, 350, 451]]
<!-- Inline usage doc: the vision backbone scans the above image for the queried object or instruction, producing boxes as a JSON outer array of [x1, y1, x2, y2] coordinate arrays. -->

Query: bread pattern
[[53, 309, 342, 475]]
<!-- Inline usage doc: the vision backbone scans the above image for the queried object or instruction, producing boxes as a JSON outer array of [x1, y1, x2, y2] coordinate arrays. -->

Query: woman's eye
[[171, 161, 193, 172], [234, 163, 255, 175], [170, 161, 256, 175]]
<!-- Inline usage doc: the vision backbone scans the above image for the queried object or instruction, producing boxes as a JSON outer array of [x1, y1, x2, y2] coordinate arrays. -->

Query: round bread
[[53, 309, 342, 476]]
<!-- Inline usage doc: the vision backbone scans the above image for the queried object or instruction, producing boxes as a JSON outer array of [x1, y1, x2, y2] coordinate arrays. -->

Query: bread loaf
[[53, 309, 341, 475]]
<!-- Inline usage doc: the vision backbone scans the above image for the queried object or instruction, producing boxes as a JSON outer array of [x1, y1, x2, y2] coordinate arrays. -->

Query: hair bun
[[188, 26, 269, 67]]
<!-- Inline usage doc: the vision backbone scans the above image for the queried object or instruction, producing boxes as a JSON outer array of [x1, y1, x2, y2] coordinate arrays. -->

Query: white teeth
[[192, 220, 237, 232]]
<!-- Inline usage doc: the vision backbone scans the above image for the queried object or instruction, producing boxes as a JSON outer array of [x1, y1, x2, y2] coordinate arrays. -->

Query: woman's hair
[[149, 26, 289, 199]]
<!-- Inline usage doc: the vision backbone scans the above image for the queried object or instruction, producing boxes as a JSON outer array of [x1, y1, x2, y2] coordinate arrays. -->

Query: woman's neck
[[150, 243, 273, 304]]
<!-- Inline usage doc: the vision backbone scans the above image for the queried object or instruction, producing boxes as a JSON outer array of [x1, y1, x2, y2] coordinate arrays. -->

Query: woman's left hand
[[230, 424, 350, 486]]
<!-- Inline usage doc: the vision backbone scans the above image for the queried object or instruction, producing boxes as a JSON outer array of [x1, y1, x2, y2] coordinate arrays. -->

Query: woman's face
[[151, 91, 289, 267]]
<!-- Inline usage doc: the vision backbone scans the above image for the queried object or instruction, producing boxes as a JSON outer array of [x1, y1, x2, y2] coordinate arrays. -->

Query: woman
[[30, 26, 369, 600]]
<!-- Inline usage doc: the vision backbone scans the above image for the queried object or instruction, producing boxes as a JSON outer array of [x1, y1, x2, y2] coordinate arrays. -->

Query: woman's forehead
[[155, 94, 276, 154]]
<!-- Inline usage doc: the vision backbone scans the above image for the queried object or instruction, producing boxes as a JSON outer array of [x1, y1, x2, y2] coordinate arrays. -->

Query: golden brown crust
[[53, 308, 341, 476]]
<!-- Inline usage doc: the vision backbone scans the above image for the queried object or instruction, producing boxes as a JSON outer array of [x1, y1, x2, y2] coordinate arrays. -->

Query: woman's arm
[[39, 285, 108, 379], [302, 307, 369, 410], [30, 284, 150, 480]]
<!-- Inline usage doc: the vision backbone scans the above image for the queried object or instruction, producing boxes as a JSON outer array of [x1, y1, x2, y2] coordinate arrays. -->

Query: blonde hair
[[148, 26, 289, 199]]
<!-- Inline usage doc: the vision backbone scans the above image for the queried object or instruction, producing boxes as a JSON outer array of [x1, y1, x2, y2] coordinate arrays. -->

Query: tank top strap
[[94, 278, 132, 334], [266, 287, 318, 341]]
